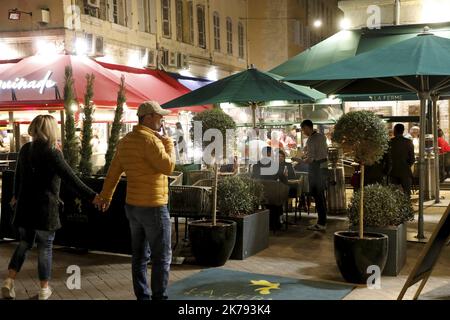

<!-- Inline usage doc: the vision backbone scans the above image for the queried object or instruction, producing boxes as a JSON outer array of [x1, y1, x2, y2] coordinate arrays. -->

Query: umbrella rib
[[392, 77, 419, 92], [432, 77, 450, 92], [435, 82, 450, 93], [371, 77, 415, 93]]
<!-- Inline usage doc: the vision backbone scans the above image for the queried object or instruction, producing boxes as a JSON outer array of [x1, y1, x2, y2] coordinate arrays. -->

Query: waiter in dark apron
[[300, 120, 328, 231]]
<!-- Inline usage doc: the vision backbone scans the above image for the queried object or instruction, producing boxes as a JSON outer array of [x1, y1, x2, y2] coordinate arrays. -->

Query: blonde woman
[[1, 115, 101, 300]]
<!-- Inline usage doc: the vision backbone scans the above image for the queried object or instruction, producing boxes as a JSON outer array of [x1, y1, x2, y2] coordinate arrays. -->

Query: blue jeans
[[8, 228, 55, 281], [125, 204, 172, 300]]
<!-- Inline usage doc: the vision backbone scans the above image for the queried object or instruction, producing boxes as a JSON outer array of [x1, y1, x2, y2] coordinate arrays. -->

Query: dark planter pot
[[55, 176, 131, 254], [334, 231, 388, 284], [57, 176, 131, 254], [220, 210, 270, 260], [351, 223, 406, 276], [188, 219, 237, 267]]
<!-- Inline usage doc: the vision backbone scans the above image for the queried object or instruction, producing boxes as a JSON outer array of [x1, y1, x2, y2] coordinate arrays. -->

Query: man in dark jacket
[[388, 123, 415, 197]]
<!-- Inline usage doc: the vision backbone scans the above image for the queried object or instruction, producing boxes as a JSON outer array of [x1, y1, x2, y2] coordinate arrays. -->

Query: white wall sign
[[0, 71, 57, 94]]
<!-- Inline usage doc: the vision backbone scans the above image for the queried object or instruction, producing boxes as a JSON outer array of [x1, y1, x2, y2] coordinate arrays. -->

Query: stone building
[[0, 0, 342, 78], [338, 0, 450, 29]]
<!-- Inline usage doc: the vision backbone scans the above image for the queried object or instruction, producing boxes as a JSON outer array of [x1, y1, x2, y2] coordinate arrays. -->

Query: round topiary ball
[[332, 110, 389, 166]]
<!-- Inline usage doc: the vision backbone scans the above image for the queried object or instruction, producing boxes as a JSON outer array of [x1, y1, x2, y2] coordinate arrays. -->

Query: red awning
[[0, 55, 210, 114]]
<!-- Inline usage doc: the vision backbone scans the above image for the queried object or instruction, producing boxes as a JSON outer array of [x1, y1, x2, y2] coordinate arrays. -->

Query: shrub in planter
[[348, 184, 414, 275], [217, 175, 268, 259], [188, 108, 238, 266], [348, 184, 414, 228], [333, 110, 389, 237], [217, 175, 263, 217], [332, 111, 390, 283]]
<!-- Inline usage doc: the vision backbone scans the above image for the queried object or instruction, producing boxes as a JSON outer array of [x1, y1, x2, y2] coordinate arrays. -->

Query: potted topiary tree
[[216, 175, 269, 260], [188, 108, 238, 267], [79, 73, 95, 177], [332, 110, 390, 283], [348, 184, 414, 276]]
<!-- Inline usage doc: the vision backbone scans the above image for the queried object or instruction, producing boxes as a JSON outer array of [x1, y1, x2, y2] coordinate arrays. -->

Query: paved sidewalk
[[1, 193, 449, 300]]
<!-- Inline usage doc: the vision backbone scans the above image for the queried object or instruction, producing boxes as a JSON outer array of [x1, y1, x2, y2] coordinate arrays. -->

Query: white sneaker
[[38, 287, 52, 300], [1, 278, 16, 299]]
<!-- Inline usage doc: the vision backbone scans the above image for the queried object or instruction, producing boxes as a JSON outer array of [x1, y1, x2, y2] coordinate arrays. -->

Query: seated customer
[[438, 128, 450, 181], [278, 149, 296, 180], [252, 147, 287, 231], [252, 147, 287, 183], [220, 156, 238, 174]]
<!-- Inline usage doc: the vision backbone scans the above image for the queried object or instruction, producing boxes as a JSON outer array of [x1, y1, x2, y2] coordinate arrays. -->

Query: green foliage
[[79, 73, 95, 176], [217, 175, 263, 216], [62, 66, 80, 172], [102, 75, 126, 174], [192, 108, 237, 153], [332, 111, 389, 166], [348, 184, 414, 227]]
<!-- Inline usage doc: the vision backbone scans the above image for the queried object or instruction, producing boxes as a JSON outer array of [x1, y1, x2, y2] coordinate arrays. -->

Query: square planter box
[[351, 223, 407, 276], [221, 209, 270, 260]]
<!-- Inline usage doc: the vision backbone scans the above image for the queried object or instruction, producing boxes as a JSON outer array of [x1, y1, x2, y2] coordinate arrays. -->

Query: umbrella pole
[[417, 93, 429, 240], [432, 95, 440, 203], [251, 103, 257, 128]]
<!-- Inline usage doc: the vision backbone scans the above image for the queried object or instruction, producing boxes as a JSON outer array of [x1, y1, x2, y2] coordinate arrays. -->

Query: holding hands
[[92, 194, 110, 212]]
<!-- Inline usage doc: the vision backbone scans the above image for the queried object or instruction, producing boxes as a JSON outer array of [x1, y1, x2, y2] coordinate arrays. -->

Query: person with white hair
[[409, 125, 420, 155]]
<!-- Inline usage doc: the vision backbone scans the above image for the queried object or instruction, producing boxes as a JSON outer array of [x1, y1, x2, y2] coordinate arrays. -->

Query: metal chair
[[186, 170, 213, 185], [168, 184, 212, 248]]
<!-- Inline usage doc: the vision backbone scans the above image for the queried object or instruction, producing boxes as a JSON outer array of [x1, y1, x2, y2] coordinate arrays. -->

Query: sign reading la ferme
[[0, 71, 57, 94]]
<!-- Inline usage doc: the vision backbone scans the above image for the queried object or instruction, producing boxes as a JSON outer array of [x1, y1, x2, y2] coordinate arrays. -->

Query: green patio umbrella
[[271, 22, 450, 101], [284, 30, 450, 241], [162, 65, 324, 128]]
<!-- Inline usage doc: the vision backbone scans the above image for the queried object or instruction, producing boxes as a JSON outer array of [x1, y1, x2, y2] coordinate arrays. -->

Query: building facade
[[247, 0, 342, 71], [0, 0, 342, 78], [338, 0, 450, 29], [0, 0, 249, 80]]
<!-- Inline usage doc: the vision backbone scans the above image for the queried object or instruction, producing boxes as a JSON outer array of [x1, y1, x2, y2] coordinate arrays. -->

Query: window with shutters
[[197, 5, 206, 48], [162, 0, 171, 37], [213, 12, 220, 51], [137, 0, 155, 33], [111, 0, 126, 26], [176, 0, 183, 41], [188, 1, 194, 44], [238, 22, 244, 58], [226, 17, 232, 55]]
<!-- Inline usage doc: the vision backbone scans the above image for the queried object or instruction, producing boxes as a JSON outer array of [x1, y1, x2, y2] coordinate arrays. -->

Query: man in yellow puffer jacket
[[98, 101, 175, 300]]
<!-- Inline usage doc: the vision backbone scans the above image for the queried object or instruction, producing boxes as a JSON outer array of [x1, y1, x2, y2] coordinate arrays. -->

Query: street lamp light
[[340, 18, 351, 30]]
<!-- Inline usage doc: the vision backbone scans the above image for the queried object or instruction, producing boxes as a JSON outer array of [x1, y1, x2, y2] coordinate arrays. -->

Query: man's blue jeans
[[125, 204, 172, 300], [8, 228, 55, 281]]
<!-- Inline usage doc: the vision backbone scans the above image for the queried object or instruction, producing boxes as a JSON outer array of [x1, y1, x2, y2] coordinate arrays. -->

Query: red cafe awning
[[0, 54, 210, 114]]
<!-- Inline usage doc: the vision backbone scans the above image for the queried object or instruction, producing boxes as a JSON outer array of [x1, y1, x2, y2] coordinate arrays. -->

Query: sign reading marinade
[[0, 71, 56, 94]]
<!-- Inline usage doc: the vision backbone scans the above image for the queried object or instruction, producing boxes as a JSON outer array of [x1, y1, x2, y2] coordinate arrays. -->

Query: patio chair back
[[257, 180, 289, 207]]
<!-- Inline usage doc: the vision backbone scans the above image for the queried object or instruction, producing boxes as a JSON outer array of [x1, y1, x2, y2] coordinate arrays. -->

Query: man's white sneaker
[[1, 278, 16, 299], [306, 224, 326, 231], [38, 287, 52, 300]]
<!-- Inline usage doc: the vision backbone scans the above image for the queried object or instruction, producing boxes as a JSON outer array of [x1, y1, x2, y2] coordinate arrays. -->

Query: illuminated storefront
[[0, 54, 208, 169]]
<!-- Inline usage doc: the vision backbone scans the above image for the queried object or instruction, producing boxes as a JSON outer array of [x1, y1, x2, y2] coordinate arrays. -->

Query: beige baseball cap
[[137, 100, 171, 117]]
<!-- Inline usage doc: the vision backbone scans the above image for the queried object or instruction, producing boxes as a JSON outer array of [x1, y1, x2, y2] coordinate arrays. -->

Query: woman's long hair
[[28, 115, 59, 147]]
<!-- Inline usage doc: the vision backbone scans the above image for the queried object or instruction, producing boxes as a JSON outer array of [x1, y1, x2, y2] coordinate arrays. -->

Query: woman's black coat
[[13, 141, 96, 231]]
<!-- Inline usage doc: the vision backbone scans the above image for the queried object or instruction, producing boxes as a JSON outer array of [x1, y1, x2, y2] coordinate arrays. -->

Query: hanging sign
[[0, 71, 57, 94]]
